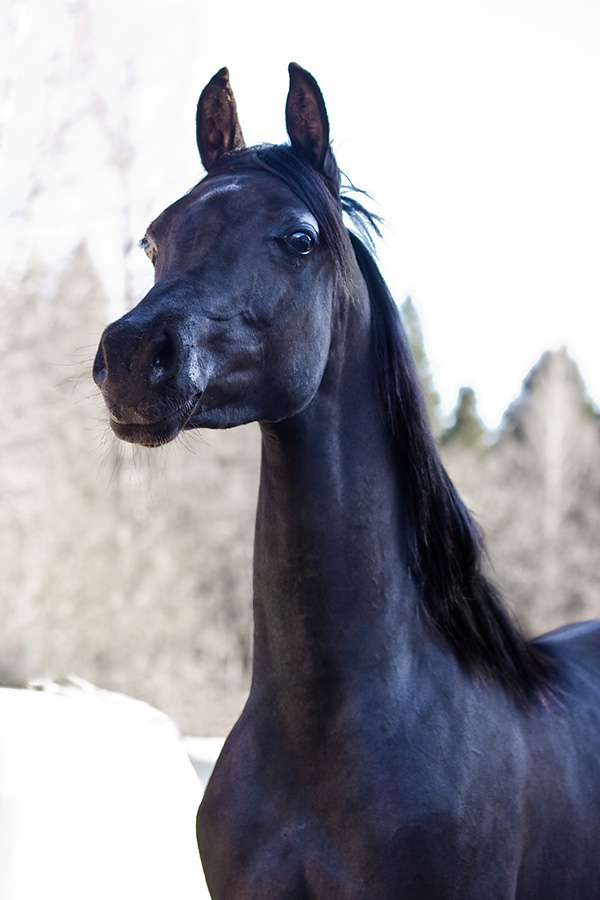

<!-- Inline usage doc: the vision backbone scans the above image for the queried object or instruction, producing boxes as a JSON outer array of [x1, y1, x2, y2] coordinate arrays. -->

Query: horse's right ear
[[196, 68, 245, 172]]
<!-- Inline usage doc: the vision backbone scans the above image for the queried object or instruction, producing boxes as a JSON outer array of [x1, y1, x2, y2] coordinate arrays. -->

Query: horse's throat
[[251, 374, 416, 696]]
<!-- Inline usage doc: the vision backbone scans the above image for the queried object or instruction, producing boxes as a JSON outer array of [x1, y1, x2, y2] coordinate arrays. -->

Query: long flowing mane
[[351, 234, 551, 701], [210, 143, 551, 701]]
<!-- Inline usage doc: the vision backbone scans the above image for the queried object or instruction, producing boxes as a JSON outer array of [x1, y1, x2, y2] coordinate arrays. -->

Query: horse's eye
[[286, 230, 315, 255], [139, 234, 157, 265]]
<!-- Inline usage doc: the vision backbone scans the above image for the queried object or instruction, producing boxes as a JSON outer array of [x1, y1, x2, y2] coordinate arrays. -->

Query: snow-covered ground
[[0, 679, 220, 899]]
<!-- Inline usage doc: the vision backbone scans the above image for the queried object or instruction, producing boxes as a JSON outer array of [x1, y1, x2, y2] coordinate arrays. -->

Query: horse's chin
[[110, 420, 180, 447], [109, 396, 201, 447]]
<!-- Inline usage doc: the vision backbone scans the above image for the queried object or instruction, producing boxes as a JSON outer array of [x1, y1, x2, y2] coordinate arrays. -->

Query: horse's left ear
[[196, 67, 245, 172], [286, 63, 330, 172]]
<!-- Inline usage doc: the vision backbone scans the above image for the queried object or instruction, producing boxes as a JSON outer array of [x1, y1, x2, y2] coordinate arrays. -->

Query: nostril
[[93, 321, 181, 393], [150, 331, 176, 376]]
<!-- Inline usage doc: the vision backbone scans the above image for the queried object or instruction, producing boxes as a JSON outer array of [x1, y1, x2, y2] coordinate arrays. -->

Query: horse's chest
[[198, 754, 369, 899], [196, 721, 510, 900]]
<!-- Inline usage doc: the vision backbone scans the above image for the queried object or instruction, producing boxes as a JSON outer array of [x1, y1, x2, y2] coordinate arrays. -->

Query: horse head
[[93, 64, 350, 446]]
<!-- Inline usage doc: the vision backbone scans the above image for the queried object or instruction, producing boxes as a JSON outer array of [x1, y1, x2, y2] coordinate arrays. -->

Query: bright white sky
[[1, 0, 599, 427]]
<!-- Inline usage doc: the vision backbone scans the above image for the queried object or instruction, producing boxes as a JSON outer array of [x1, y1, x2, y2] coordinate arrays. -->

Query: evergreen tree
[[401, 297, 442, 436], [483, 349, 600, 633], [442, 386, 486, 449]]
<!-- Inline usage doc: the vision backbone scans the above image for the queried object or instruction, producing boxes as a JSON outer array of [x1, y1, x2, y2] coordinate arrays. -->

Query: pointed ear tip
[[211, 66, 230, 84], [288, 61, 306, 79], [199, 67, 231, 105]]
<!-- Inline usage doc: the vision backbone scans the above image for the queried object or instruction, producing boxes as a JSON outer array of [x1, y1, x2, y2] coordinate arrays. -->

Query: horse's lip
[[108, 395, 201, 447]]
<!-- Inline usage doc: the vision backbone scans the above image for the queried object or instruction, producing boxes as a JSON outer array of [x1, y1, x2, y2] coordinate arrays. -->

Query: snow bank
[[0, 679, 210, 899]]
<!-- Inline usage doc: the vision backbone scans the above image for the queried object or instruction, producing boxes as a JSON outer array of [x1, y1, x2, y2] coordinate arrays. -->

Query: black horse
[[93, 64, 600, 899]]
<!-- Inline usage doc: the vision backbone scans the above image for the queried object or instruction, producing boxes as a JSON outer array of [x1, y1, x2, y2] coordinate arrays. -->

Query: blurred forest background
[[2, 250, 599, 737], [1, 1, 599, 737]]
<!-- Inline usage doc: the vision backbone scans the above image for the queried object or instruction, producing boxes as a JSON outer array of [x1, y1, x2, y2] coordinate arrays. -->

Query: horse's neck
[[251, 278, 424, 708]]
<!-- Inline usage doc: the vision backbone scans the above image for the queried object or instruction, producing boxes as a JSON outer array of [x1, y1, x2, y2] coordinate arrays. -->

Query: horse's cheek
[[268, 310, 332, 411]]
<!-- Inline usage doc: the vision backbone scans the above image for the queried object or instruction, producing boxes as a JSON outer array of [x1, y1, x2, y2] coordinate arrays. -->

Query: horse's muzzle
[[93, 316, 201, 446]]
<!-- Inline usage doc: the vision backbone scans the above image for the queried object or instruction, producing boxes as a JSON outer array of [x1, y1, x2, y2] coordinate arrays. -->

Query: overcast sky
[[1, 0, 599, 426]]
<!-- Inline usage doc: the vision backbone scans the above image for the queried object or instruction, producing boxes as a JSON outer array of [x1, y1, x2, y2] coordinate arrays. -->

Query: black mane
[[210, 143, 551, 701], [351, 234, 551, 701]]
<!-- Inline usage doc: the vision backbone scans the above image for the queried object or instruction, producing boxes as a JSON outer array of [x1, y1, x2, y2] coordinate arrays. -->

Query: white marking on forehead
[[199, 181, 244, 203]]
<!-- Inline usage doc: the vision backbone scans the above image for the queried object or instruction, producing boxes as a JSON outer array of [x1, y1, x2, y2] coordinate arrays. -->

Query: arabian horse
[[93, 64, 600, 898]]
